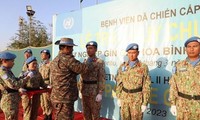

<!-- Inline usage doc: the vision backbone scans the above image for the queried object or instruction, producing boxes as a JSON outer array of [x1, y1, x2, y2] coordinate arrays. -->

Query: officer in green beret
[[169, 36, 200, 119], [116, 43, 151, 120], [0, 52, 33, 120]]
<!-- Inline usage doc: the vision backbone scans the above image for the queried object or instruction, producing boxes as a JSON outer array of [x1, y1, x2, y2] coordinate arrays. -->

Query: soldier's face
[[86, 46, 97, 57], [3, 59, 15, 68], [127, 49, 139, 61], [63, 46, 73, 54], [28, 61, 38, 70], [40, 52, 49, 60], [186, 41, 200, 59], [24, 52, 32, 59]]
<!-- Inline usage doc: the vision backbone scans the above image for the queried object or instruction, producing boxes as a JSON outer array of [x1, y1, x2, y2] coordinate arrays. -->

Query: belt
[[43, 78, 49, 81], [83, 80, 97, 84], [178, 92, 200, 100], [122, 87, 142, 93], [5, 89, 18, 93]]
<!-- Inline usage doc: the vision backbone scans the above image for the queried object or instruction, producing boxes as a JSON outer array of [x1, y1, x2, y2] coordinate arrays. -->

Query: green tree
[[8, 17, 52, 49]]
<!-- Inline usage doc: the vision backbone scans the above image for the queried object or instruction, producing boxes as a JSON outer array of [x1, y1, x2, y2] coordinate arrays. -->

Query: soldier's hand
[[141, 105, 147, 112], [170, 105, 177, 116], [0, 84, 5, 91], [47, 85, 52, 89], [95, 94, 102, 102], [27, 71, 34, 78], [117, 99, 121, 107], [18, 88, 27, 94]]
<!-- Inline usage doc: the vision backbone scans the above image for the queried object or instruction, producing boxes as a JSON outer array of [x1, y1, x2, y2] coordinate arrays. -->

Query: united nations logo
[[63, 17, 74, 29]]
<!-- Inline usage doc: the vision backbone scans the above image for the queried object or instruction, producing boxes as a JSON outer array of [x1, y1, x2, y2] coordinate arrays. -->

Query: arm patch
[[1, 74, 8, 80]]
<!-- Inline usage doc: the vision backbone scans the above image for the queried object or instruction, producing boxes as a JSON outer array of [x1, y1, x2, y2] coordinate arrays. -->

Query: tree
[[8, 17, 52, 49]]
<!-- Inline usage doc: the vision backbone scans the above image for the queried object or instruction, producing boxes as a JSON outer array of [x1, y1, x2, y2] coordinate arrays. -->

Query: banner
[[52, 0, 200, 119]]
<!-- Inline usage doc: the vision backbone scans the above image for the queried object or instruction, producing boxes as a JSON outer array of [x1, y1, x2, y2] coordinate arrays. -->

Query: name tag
[[179, 67, 187, 72]]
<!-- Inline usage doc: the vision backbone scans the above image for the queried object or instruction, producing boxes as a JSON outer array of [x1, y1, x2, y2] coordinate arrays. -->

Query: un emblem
[[63, 17, 74, 29]]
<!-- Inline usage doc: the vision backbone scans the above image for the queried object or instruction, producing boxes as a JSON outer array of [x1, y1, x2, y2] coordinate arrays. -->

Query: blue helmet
[[0, 52, 16, 60], [26, 56, 37, 64], [86, 41, 98, 48], [126, 43, 139, 52], [184, 36, 200, 47]]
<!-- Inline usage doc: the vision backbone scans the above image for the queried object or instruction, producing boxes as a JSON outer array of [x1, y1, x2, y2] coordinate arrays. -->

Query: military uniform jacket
[[169, 59, 200, 105], [39, 60, 51, 85], [50, 52, 91, 103], [79, 57, 106, 96], [116, 61, 151, 105], [22, 62, 28, 72], [0, 67, 27, 93], [23, 70, 47, 89]]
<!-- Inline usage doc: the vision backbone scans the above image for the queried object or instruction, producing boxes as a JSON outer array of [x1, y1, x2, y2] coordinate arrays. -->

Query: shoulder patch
[[1, 74, 8, 80], [172, 66, 177, 74]]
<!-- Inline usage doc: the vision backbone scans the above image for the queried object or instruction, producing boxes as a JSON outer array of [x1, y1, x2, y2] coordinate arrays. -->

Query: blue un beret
[[40, 49, 50, 55], [0, 52, 16, 60], [24, 49, 32, 54], [126, 43, 139, 52], [26, 56, 37, 64], [86, 41, 98, 48], [184, 36, 200, 47]]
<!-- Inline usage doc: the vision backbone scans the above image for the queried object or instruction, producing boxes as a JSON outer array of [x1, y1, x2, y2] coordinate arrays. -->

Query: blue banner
[[52, 0, 200, 119]]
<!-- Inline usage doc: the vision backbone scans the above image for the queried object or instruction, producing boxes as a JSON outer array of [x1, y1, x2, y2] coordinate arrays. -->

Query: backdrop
[[52, 0, 200, 119]]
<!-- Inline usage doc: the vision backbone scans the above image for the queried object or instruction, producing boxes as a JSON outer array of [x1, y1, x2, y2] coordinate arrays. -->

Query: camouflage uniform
[[50, 52, 92, 120], [0, 66, 28, 120], [116, 61, 151, 120], [79, 57, 106, 120], [169, 59, 200, 120], [39, 60, 52, 117], [21, 70, 47, 120], [22, 62, 28, 72]]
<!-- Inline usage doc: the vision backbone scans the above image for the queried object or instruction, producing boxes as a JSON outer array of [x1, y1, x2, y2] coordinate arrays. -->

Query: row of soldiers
[[0, 38, 106, 120], [49, 36, 200, 120], [0, 36, 200, 120], [0, 48, 52, 120]]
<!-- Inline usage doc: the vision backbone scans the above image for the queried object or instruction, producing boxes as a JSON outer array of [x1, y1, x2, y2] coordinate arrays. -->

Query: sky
[[0, 0, 110, 51]]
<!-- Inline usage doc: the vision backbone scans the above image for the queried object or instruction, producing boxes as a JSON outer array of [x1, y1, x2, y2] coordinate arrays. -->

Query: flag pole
[[80, 0, 83, 9]]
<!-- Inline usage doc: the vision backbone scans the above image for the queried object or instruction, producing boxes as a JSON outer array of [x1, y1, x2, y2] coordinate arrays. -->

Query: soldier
[[79, 41, 106, 120], [21, 56, 48, 120], [0, 52, 33, 120], [39, 49, 52, 120], [22, 49, 33, 71], [115, 43, 151, 120], [50, 37, 93, 120], [169, 36, 200, 119]]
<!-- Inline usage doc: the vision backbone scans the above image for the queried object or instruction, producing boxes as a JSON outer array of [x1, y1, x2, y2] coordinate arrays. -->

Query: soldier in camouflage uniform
[[169, 36, 200, 120], [39, 49, 52, 120], [21, 56, 48, 120], [0, 52, 33, 120], [22, 49, 33, 72], [50, 38, 93, 120], [79, 41, 106, 120], [116, 43, 151, 120]]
